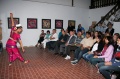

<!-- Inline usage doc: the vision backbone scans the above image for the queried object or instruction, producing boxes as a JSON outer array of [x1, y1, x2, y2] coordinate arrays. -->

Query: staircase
[[90, 0, 120, 9], [95, 0, 120, 26]]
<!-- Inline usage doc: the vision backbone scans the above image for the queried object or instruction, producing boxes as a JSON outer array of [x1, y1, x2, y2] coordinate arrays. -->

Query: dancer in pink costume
[[6, 13, 29, 66]]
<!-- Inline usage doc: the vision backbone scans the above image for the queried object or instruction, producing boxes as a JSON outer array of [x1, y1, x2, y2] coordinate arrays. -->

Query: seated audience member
[[77, 24, 85, 37], [64, 31, 83, 60], [88, 24, 95, 32], [83, 35, 104, 62], [93, 31, 99, 43], [102, 22, 108, 34], [58, 29, 64, 39], [95, 23, 104, 34], [54, 30, 68, 55], [73, 29, 77, 37], [46, 29, 58, 50], [41, 30, 51, 49], [67, 23, 74, 33], [116, 36, 120, 52], [112, 33, 119, 57], [71, 32, 94, 65], [90, 36, 114, 66], [35, 30, 46, 47], [59, 30, 76, 56], [105, 23, 114, 36], [90, 31, 94, 38], [105, 31, 111, 37], [97, 37, 120, 79], [65, 29, 70, 36], [98, 52, 120, 79]]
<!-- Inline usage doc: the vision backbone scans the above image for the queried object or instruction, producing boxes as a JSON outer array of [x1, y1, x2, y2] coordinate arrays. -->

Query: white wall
[[0, 0, 90, 47], [88, 6, 114, 27], [113, 22, 120, 33]]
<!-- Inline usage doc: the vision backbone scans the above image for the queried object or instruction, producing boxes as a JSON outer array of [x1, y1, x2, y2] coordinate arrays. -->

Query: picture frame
[[8, 17, 19, 29], [55, 20, 63, 29], [68, 20, 75, 29], [42, 19, 51, 29], [27, 18, 37, 29]]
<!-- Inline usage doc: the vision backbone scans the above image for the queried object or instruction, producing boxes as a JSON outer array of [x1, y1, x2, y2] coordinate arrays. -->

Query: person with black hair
[[6, 13, 29, 66], [54, 29, 68, 55], [98, 52, 120, 79], [105, 23, 114, 36], [35, 30, 46, 47], [97, 36, 120, 79], [93, 31, 99, 43], [67, 23, 74, 33], [71, 32, 94, 65], [90, 36, 114, 66], [40, 30, 51, 49], [112, 33, 119, 57]]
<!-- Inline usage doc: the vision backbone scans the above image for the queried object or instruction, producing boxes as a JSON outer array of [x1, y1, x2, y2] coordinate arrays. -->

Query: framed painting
[[55, 20, 63, 29], [8, 17, 19, 29], [27, 18, 37, 29], [42, 19, 51, 29], [68, 20, 75, 29]]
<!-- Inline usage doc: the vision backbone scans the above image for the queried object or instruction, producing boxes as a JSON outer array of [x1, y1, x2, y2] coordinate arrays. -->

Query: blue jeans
[[74, 48, 89, 62], [90, 58, 104, 66], [97, 62, 105, 68], [83, 53, 94, 61], [99, 65, 120, 79]]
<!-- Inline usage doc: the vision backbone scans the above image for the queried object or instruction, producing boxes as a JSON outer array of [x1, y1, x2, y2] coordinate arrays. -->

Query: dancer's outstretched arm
[[19, 40, 25, 53], [10, 13, 15, 27]]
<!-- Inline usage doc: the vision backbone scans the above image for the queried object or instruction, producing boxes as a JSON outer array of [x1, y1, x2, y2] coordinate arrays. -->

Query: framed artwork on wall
[[55, 20, 63, 29], [68, 20, 75, 29], [8, 17, 19, 29], [42, 19, 51, 29], [27, 18, 37, 29]]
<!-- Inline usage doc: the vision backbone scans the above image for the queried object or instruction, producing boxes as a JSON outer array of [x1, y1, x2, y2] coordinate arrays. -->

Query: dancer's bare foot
[[9, 63, 12, 66], [24, 60, 29, 64]]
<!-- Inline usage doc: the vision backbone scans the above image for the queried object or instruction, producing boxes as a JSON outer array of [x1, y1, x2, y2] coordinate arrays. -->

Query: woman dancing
[[6, 13, 29, 66]]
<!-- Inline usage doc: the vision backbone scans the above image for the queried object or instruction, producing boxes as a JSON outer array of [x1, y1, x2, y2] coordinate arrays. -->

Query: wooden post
[[72, 0, 74, 7], [0, 20, 2, 40]]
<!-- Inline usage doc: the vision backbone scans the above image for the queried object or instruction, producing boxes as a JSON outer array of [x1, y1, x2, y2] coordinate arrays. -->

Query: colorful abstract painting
[[27, 18, 37, 29], [55, 20, 63, 29], [68, 20, 75, 29], [42, 19, 51, 29]]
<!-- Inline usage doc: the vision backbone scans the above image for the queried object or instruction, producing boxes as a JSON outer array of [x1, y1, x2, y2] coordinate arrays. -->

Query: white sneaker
[[111, 74, 117, 79], [65, 55, 71, 60], [71, 59, 78, 63]]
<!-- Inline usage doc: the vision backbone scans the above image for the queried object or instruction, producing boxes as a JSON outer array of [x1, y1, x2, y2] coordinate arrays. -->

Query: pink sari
[[6, 26, 24, 63]]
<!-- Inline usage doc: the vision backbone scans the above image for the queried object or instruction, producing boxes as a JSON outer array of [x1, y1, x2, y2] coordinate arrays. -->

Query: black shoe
[[62, 54, 67, 57], [59, 53, 63, 56], [54, 53, 58, 55]]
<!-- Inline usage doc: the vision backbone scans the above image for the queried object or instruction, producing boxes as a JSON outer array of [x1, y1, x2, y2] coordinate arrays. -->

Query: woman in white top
[[83, 35, 104, 61]]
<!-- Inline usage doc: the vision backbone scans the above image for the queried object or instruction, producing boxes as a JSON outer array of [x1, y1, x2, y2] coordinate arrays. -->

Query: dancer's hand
[[22, 48, 25, 53], [10, 13, 13, 18]]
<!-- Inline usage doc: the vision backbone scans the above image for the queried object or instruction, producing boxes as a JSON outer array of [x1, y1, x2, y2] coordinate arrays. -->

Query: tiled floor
[[0, 47, 105, 79]]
